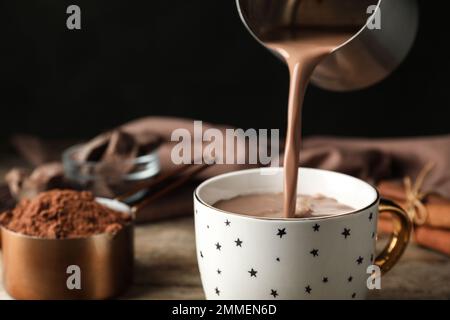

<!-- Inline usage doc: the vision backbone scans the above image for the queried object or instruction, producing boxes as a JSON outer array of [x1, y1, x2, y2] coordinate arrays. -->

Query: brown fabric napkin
[[2, 117, 258, 221], [0, 185, 15, 213], [300, 135, 450, 199]]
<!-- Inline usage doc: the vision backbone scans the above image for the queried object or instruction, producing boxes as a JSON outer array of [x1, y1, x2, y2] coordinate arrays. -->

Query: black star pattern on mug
[[342, 228, 351, 239], [270, 289, 278, 298], [348, 276, 353, 282], [200, 251, 204, 258], [356, 256, 364, 265], [313, 223, 320, 232], [235, 238, 243, 247], [369, 212, 373, 221], [322, 277, 328, 283], [215, 287, 220, 296], [207, 225, 209, 229], [305, 285, 312, 294], [215, 242, 222, 251], [352, 293, 356, 299], [276, 257, 280, 262], [225, 219, 231, 226], [277, 228, 287, 238], [217, 269, 222, 275], [310, 249, 319, 257], [248, 268, 258, 277], [372, 232, 376, 239]]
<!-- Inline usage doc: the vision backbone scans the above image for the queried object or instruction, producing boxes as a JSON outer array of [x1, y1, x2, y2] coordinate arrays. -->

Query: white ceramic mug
[[194, 168, 411, 300]]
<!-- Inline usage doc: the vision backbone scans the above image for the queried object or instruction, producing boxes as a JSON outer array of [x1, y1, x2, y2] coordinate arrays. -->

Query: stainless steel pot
[[237, 0, 419, 91]]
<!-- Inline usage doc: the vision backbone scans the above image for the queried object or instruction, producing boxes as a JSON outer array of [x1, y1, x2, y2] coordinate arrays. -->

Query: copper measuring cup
[[0, 163, 209, 300]]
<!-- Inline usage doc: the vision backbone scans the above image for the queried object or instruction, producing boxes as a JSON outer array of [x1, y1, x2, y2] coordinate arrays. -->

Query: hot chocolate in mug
[[194, 168, 411, 300]]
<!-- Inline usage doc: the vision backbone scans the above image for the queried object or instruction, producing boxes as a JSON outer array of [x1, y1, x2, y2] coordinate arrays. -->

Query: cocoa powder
[[0, 189, 132, 239]]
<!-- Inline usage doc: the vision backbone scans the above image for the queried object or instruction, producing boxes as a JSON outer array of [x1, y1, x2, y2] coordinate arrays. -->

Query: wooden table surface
[[0, 158, 449, 300], [1, 216, 450, 300]]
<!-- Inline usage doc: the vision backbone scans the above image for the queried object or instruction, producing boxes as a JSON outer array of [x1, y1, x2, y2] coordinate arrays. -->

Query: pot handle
[[374, 198, 412, 275]]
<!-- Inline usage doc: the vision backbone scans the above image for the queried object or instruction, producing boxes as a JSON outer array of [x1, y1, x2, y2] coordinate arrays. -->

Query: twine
[[403, 162, 435, 226]]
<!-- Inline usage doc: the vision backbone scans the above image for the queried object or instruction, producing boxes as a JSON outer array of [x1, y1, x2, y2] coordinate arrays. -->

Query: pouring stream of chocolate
[[264, 29, 354, 218]]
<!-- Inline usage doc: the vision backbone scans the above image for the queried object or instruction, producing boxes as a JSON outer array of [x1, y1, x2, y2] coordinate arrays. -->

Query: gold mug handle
[[375, 198, 412, 275]]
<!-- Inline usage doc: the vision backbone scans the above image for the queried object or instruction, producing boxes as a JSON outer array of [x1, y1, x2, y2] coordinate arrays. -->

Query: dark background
[[0, 0, 448, 144]]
